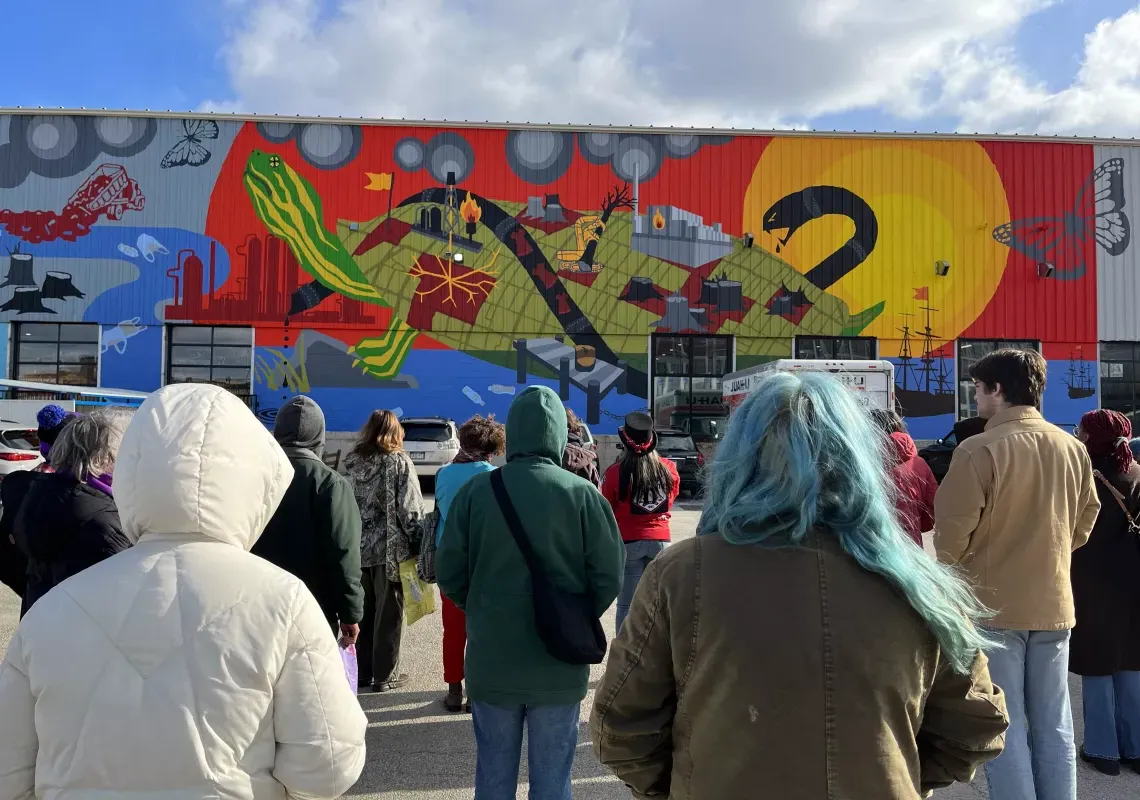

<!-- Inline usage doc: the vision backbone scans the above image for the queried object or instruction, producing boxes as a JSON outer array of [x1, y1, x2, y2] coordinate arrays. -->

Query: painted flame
[[460, 192, 482, 225], [652, 208, 665, 230]]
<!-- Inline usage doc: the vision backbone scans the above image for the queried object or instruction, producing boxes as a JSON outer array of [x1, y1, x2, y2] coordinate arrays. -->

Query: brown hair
[[458, 415, 506, 458], [565, 407, 583, 437], [970, 348, 1047, 408], [352, 409, 404, 458], [869, 408, 905, 435]]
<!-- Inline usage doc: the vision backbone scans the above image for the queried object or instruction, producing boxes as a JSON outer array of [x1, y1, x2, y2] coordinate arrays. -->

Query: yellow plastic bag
[[399, 559, 436, 626]]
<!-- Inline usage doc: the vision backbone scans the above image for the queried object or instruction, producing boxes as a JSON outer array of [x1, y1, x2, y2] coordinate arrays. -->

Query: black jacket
[[1067, 458, 1140, 674], [253, 447, 365, 627], [13, 473, 129, 614], [0, 470, 35, 601], [1070, 457, 1140, 676]]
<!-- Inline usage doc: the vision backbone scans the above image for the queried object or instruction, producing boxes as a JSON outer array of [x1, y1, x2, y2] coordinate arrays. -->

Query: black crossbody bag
[[489, 469, 607, 665]]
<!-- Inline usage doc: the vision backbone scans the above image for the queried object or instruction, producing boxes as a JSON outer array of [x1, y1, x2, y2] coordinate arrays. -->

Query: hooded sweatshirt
[[254, 396, 365, 628], [437, 386, 624, 706], [562, 431, 601, 487], [886, 431, 938, 545], [0, 384, 367, 800]]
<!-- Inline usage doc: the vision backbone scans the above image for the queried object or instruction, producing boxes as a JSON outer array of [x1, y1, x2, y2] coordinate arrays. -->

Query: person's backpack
[[489, 469, 606, 665]]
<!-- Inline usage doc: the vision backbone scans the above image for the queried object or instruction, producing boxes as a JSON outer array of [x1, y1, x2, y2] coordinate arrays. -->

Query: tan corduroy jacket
[[934, 406, 1100, 630], [591, 533, 1009, 800]]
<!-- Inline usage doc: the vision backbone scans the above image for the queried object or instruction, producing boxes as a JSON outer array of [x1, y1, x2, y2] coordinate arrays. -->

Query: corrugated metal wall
[[0, 112, 1134, 434], [1096, 145, 1140, 340]]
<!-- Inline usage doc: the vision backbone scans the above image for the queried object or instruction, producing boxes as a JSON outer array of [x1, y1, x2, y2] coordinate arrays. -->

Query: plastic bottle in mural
[[462, 386, 485, 406]]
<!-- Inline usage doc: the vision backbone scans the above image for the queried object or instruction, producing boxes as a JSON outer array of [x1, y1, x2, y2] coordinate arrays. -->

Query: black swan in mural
[[762, 185, 879, 291]]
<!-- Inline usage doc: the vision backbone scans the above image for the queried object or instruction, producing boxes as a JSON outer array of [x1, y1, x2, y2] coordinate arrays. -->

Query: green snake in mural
[[243, 151, 416, 379]]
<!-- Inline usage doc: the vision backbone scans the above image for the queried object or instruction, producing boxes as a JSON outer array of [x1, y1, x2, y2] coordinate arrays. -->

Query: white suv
[[401, 417, 459, 478]]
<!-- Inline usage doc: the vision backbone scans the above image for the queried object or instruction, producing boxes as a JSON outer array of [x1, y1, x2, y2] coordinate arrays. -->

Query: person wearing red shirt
[[601, 412, 680, 631], [870, 409, 937, 547]]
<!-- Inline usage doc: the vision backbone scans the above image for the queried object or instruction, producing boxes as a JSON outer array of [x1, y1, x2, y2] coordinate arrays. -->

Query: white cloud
[[206, 0, 1055, 130], [944, 6, 1140, 136]]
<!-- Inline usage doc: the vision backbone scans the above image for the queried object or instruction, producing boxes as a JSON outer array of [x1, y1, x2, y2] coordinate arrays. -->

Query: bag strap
[[490, 469, 542, 574], [1093, 470, 1140, 533]]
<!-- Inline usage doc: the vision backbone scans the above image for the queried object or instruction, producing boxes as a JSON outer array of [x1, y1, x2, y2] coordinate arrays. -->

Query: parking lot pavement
[[1, 501, 1136, 798]]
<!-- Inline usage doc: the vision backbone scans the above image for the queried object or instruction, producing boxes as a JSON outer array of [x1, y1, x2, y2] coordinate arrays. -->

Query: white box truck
[[723, 359, 896, 411]]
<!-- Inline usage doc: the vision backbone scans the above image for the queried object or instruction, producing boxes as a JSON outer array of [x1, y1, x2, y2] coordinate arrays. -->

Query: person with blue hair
[[591, 370, 1009, 798]]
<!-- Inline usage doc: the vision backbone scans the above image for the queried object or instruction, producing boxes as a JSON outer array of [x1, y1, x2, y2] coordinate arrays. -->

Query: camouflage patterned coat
[[344, 449, 425, 581]]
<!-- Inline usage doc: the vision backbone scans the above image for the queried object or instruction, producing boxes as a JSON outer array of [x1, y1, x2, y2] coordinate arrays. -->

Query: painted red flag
[[913, 286, 929, 300]]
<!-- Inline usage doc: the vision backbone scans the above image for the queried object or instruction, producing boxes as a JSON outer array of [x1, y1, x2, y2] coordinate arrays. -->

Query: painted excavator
[[555, 215, 605, 272]]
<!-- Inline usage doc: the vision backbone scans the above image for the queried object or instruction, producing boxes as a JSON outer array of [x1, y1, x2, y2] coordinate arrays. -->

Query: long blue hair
[[698, 371, 991, 673]]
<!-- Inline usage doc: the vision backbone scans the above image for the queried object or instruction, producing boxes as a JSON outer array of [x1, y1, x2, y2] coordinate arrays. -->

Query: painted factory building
[[0, 110, 1136, 441]]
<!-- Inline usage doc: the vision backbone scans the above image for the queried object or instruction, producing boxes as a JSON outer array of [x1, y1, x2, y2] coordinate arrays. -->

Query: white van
[[723, 359, 896, 411]]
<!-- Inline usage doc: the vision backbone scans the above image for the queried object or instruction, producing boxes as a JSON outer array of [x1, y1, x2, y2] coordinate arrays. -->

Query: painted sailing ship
[[895, 298, 955, 417], [1065, 348, 1096, 400]]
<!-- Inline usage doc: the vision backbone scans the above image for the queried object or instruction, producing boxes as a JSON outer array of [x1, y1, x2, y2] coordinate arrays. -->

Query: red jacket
[[601, 459, 680, 543], [886, 432, 937, 546]]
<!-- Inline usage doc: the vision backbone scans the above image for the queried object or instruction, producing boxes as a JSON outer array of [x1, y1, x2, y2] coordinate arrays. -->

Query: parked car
[[399, 417, 459, 479], [0, 426, 43, 481], [618, 427, 705, 497], [917, 417, 988, 484]]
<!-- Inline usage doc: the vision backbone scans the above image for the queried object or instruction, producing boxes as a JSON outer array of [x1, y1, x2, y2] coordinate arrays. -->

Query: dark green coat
[[438, 386, 624, 706], [254, 447, 365, 626]]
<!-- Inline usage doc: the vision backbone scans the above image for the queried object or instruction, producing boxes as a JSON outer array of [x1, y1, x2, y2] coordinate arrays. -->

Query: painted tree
[[579, 182, 633, 270]]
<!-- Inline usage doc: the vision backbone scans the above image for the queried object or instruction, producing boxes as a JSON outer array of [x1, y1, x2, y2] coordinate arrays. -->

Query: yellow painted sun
[[742, 137, 1010, 352]]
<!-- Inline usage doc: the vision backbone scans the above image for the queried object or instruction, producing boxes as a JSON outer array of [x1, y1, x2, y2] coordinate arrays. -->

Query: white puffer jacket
[[0, 384, 368, 800]]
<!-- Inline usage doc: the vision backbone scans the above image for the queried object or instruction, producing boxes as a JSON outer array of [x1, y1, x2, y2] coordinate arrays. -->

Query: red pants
[[441, 593, 467, 684]]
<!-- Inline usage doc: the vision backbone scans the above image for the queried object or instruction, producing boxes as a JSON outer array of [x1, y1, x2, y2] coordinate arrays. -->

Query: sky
[[5, 0, 1140, 135]]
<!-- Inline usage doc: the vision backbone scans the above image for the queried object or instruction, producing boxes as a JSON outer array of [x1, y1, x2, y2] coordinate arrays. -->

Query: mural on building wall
[[0, 113, 1125, 433]]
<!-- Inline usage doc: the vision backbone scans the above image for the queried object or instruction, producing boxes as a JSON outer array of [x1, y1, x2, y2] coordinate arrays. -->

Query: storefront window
[[166, 326, 253, 394], [12, 323, 99, 386], [1100, 342, 1140, 427], [794, 336, 876, 360], [651, 335, 733, 440], [957, 339, 1040, 418]]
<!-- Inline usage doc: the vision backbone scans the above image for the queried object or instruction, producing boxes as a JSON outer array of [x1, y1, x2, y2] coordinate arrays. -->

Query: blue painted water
[[255, 347, 648, 434], [0, 226, 231, 326]]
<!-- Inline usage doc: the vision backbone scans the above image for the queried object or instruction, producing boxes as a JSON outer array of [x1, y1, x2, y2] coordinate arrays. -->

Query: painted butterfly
[[992, 157, 1131, 280], [161, 120, 220, 169]]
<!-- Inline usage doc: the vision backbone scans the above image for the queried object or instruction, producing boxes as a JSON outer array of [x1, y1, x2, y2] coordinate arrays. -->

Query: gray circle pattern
[[257, 122, 299, 143], [95, 116, 157, 156], [577, 132, 619, 165], [26, 115, 79, 159], [505, 130, 574, 184], [614, 136, 661, 182], [425, 132, 475, 184], [10, 115, 100, 181], [297, 124, 362, 170], [394, 137, 425, 171], [663, 134, 700, 158], [575, 130, 737, 184], [0, 114, 162, 186]]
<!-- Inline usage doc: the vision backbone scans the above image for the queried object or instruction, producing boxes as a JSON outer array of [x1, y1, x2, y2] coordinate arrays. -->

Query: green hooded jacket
[[437, 386, 624, 706]]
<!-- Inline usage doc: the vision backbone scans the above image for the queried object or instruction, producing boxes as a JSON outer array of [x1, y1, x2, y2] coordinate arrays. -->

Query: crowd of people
[[0, 347, 1135, 799]]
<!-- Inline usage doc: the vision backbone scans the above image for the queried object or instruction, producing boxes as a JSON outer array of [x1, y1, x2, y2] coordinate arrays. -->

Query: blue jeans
[[983, 629, 1075, 800], [471, 701, 579, 800], [616, 540, 667, 632], [1082, 672, 1140, 761]]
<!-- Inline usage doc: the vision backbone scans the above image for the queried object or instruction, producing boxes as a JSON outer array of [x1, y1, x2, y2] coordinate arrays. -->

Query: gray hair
[[49, 407, 135, 480]]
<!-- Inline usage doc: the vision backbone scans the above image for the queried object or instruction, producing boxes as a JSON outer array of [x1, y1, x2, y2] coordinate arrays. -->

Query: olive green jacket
[[591, 532, 1009, 799]]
